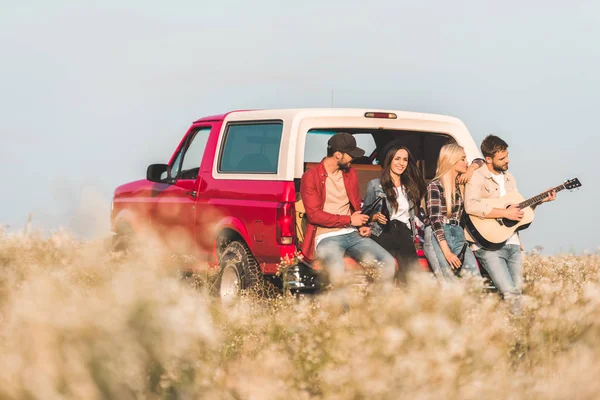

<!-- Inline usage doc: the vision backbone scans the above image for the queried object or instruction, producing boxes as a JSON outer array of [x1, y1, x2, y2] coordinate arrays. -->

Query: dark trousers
[[372, 220, 419, 284]]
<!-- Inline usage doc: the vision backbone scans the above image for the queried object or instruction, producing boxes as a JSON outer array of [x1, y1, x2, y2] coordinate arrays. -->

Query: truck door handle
[[185, 191, 197, 198]]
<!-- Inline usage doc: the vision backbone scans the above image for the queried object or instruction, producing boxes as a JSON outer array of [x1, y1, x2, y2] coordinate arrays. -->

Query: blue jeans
[[474, 245, 523, 312], [315, 231, 396, 287], [423, 225, 481, 282]]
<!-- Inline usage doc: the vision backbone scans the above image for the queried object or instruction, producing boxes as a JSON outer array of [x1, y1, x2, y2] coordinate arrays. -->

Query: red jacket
[[300, 160, 362, 261]]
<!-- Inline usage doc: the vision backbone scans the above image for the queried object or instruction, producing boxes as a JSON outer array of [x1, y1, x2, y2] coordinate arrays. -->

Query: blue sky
[[1, 1, 597, 253]]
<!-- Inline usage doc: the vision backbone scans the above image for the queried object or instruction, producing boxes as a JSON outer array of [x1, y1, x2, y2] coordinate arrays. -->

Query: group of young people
[[300, 132, 556, 308]]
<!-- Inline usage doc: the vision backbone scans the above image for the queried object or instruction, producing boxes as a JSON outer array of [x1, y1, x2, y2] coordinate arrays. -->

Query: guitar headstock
[[564, 178, 582, 190]]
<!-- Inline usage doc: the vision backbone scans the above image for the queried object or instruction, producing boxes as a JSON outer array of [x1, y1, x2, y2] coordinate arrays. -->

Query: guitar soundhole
[[502, 218, 518, 228], [501, 204, 520, 228]]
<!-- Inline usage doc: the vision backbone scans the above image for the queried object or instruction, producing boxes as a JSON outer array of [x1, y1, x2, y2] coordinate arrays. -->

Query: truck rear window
[[219, 121, 283, 174], [304, 129, 454, 180]]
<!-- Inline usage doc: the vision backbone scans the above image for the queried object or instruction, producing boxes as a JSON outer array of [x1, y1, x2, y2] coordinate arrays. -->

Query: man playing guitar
[[464, 135, 556, 313]]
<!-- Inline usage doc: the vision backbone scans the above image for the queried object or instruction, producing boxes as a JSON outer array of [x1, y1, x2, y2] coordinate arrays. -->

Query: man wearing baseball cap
[[300, 132, 396, 289]]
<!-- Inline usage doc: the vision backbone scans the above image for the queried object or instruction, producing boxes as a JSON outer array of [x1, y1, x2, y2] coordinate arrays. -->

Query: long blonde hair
[[432, 144, 466, 217]]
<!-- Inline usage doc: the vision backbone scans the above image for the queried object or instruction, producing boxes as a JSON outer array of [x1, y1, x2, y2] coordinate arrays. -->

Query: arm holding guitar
[[477, 205, 523, 221], [464, 174, 524, 221]]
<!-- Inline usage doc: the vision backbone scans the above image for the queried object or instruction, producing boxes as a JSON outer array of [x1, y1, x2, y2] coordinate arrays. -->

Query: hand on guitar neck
[[538, 188, 557, 205]]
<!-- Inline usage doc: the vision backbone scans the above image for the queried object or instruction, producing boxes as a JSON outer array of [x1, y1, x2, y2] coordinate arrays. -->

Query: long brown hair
[[380, 144, 426, 214]]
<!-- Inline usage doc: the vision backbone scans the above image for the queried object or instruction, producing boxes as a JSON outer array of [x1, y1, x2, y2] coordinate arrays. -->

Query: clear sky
[[1, 1, 597, 253]]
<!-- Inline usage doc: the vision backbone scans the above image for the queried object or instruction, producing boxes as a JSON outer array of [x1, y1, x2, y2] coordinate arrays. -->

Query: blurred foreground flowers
[[0, 228, 599, 399]]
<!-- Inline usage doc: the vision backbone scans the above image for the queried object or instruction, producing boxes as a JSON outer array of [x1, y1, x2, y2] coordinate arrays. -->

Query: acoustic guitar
[[465, 178, 581, 250]]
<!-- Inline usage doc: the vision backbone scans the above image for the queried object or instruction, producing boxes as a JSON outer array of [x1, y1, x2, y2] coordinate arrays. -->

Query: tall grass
[[0, 228, 599, 399]]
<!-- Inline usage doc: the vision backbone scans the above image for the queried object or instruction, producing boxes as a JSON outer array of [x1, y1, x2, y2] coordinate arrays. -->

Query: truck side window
[[219, 121, 283, 174], [171, 127, 211, 180]]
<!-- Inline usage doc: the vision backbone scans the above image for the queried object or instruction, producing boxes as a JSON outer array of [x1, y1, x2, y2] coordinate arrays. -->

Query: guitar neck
[[518, 184, 565, 209]]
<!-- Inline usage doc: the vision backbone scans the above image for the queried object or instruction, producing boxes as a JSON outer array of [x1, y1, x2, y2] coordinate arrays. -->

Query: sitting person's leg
[[446, 225, 481, 279], [371, 228, 402, 283], [315, 235, 349, 286], [423, 226, 444, 279], [428, 228, 458, 282], [394, 223, 420, 282], [461, 249, 482, 278], [344, 231, 395, 285]]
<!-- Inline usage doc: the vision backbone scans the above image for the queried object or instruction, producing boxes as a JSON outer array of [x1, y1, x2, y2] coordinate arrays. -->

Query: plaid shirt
[[426, 179, 464, 243]]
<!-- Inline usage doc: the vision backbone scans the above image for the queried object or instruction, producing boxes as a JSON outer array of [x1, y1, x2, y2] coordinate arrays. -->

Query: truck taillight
[[276, 202, 295, 245]]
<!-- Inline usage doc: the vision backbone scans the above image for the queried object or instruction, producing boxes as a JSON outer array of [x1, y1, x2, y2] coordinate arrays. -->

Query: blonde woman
[[423, 144, 483, 281]]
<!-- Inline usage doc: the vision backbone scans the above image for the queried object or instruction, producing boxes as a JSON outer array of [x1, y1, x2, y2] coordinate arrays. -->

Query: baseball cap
[[327, 132, 365, 159]]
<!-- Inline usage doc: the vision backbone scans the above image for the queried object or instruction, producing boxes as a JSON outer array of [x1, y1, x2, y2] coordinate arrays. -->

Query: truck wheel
[[216, 240, 275, 302], [218, 262, 242, 302], [113, 223, 134, 252]]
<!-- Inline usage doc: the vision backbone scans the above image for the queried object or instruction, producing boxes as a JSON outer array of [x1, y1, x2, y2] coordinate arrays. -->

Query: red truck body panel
[[112, 113, 296, 275]]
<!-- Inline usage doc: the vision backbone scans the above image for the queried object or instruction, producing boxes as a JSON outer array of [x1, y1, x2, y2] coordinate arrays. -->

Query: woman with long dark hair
[[364, 143, 427, 283]]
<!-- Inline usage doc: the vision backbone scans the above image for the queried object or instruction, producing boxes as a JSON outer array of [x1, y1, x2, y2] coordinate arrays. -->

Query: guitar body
[[465, 191, 534, 250]]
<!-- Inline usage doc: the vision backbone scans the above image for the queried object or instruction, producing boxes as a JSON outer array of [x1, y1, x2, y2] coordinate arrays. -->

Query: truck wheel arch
[[112, 209, 142, 234], [213, 217, 253, 260]]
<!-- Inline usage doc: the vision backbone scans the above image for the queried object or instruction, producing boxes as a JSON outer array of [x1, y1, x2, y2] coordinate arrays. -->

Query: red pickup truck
[[111, 109, 483, 299]]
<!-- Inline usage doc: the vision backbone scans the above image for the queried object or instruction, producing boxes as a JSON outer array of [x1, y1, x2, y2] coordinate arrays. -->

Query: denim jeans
[[315, 231, 396, 287], [474, 245, 523, 312], [423, 226, 442, 278], [423, 225, 481, 282]]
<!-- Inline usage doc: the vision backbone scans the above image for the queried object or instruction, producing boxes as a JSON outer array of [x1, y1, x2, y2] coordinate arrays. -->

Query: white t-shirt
[[390, 186, 411, 229], [490, 172, 520, 246]]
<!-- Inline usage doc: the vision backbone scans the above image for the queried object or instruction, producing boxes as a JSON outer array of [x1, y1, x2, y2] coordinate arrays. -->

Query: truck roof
[[193, 108, 463, 125], [202, 108, 481, 182]]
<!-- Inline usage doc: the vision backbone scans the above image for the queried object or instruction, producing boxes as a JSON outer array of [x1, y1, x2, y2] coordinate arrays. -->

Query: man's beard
[[492, 161, 508, 173], [338, 161, 351, 172]]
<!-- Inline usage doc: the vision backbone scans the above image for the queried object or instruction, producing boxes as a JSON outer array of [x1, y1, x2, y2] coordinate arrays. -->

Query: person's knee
[[316, 255, 345, 284], [316, 245, 345, 271], [316, 241, 343, 258]]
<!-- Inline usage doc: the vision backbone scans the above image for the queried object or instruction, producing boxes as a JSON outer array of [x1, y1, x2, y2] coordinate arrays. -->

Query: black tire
[[214, 240, 277, 301]]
